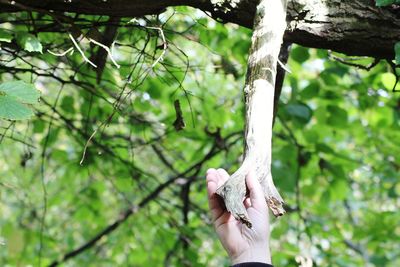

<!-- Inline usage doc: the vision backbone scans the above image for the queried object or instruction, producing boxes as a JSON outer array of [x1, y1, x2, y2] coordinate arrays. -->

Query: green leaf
[[320, 71, 338, 86], [371, 255, 389, 266], [16, 33, 43, 53], [327, 164, 346, 178], [33, 119, 45, 133], [0, 95, 34, 120], [300, 82, 320, 99], [381, 72, 396, 90], [327, 105, 348, 127], [291, 46, 310, 63], [375, 0, 400, 6], [395, 42, 400, 65], [0, 81, 40, 120], [0, 81, 40, 104], [60, 95, 75, 113], [285, 102, 312, 124], [0, 28, 13, 43], [329, 179, 349, 201], [303, 129, 319, 143], [316, 143, 334, 154]]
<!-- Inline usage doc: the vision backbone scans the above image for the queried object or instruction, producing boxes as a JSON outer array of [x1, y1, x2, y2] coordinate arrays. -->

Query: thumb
[[245, 170, 267, 211]]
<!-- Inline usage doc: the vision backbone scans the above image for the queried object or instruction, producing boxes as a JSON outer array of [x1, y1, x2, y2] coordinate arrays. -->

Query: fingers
[[245, 170, 267, 211], [206, 168, 218, 197], [206, 168, 229, 221], [206, 169, 219, 213], [243, 197, 251, 209], [216, 168, 230, 181], [206, 168, 228, 196], [206, 168, 229, 191]]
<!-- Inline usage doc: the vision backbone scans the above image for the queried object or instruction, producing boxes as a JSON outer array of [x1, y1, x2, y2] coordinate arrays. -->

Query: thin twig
[[146, 26, 168, 68], [47, 47, 74, 57], [329, 52, 380, 71], [277, 58, 292, 73], [68, 33, 97, 68], [388, 60, 400, 92], [89, 38, 121, 68], [79, 127, 99, 165]]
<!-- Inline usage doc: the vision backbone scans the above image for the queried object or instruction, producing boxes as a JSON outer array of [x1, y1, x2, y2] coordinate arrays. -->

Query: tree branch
[[216, 0, 287, 227], [0, 0, 399, 58], [273, 41, 291, 124]]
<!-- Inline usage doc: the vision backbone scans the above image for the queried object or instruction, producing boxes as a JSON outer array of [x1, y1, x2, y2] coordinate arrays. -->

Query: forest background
[[0, 1, 399, 266]]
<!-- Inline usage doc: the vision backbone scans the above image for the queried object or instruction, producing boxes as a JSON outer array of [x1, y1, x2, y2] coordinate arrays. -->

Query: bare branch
[[68, 33, 97, 68]]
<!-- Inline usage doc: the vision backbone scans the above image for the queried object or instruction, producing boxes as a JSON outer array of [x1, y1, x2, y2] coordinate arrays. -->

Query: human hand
[[206, 168, 271, 265]]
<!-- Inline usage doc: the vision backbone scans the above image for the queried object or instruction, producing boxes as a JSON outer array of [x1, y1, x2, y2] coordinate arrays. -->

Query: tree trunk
[[215, 0, 287, 228], [1, 0, 399, 59]]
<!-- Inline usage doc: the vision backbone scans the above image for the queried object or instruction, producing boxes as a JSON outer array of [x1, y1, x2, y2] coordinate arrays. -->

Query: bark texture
[[215, 0, 287, 227], [0, 0, 399, 59]]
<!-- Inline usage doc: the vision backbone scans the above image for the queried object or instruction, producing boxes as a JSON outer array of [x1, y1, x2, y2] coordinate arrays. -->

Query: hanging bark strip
[[216, 0, 287, 227]]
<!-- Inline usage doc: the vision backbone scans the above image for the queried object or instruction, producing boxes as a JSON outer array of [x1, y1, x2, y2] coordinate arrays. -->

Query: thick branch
[[216, 0, 287, 227], [0, 0, 399, 58]]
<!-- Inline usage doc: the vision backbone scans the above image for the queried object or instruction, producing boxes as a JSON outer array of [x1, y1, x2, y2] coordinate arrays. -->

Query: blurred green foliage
[[0, 6, 399, 267], [375, 0, 400, 7]]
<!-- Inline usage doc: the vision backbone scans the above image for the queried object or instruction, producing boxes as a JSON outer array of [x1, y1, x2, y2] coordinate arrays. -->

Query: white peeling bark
[[216, 0, 287, 227]]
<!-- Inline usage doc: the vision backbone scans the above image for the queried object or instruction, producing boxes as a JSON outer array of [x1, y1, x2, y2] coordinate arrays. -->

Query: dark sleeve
[[231, 263, 273, 267]]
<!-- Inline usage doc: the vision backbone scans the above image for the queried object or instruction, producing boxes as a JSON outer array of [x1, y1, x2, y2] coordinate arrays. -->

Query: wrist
[[230, 246, 271, 265]]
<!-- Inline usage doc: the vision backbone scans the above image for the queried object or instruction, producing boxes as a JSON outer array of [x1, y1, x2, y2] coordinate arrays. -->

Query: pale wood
[[216, 0, 287, 228]]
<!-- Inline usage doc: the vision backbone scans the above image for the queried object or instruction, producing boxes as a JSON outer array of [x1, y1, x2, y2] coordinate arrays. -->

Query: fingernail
[[206, 168, 215, 175]]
